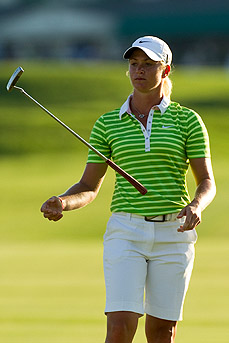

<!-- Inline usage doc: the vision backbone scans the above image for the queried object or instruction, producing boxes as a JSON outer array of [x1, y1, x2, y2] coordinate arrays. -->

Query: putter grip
[[106, 159, 147, 195]]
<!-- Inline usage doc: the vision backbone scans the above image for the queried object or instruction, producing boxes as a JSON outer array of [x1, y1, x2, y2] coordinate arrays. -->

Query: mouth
[[135, 77, 146, 80]]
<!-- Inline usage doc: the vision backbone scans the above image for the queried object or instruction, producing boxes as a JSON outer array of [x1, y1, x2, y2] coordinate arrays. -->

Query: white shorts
[[103, 212, 197, 321]]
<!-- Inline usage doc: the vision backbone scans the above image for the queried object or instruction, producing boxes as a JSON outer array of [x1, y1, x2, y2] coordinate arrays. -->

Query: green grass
[[0, 62, 228, 239], [0, 242, 105, 343], [0, 62, 229, 342], [0, 151, 227, 241], [0, 240, 228, 343]]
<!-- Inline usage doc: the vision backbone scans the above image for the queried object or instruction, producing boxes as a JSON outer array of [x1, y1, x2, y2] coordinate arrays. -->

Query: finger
[[43, 209, 58, 218], [177, 213, 191, 231], [49, 196, 57, 202], [40, 203, 47, 212], [52, 214, 63, 221], [40, 199, 53, 212], [178, 225, 192, 232], [177, 225, 184, 232], [178, 217, 200, 232], [178, 224, 188, 232], [48, 214, 63, 221], [179, 207, 196, 230], [44, 210, 61, 218], [41, 197, 61, 213], [43, 212, 54, 219], [191, 217, 201, 229], [186, 213, 201, 229], [45, 212, 63, 221], [183, 218, 192, 230]]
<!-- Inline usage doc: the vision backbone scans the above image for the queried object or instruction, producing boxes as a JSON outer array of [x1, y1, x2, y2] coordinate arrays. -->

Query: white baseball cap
[[123, 36, 172, 65]]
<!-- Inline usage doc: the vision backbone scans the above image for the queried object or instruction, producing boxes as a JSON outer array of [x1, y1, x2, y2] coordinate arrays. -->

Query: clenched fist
[[40, 196, 64, 221]]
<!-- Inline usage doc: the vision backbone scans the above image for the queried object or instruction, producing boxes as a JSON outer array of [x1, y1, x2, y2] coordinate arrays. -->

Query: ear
[[162, 65, 171, 78]]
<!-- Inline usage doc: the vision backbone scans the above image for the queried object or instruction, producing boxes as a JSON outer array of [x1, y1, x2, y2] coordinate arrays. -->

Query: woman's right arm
[[40, 162, 108, 221]]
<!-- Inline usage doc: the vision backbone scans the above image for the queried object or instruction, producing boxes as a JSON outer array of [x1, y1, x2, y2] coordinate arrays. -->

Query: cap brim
[[123, 46, 162, 62]]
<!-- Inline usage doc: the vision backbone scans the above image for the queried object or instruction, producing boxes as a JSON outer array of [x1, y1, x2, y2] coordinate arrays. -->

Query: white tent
[[0, 6, 116, 58], [0, 8, 115, 42]]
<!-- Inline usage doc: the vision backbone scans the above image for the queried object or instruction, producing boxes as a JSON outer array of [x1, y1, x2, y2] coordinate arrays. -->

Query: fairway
[[0, 242, 105, 343], [0, 240, 228, 343], [0, 62, 229, 342]]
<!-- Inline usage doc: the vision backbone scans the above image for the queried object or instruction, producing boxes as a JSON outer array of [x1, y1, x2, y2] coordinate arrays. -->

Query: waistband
[[114, 212, 179, 222]]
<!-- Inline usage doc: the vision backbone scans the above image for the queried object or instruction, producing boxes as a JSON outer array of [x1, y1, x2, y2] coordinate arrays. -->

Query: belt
[[115, 212, 178, 222]]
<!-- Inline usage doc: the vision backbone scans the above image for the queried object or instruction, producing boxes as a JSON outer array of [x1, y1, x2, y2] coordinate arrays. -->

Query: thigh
[[103, 215, 148, 315], [104, 237, 147, 315], [145, 241, 195, 321]]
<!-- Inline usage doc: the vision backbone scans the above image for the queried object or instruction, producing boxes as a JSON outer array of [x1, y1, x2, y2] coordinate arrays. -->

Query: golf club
[[7, 67, 147, 195]]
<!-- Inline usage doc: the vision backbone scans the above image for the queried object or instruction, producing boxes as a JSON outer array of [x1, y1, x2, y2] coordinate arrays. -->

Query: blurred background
[[0, 1, 228, 343], [0, 0, 229, 65]]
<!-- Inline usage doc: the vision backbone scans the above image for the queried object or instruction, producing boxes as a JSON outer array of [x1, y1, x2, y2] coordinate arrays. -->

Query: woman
[[41, 36, 216, 343]]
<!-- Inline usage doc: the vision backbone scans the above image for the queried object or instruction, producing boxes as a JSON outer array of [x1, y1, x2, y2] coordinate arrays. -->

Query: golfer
[[41, 36, 216, 343]]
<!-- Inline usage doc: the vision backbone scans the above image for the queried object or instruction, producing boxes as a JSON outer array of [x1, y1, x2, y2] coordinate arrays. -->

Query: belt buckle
[[144, 215, 166, 222]]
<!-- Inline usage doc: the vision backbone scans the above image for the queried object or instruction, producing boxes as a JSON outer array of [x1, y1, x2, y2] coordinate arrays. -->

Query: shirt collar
[[119, 95, 170, 119]]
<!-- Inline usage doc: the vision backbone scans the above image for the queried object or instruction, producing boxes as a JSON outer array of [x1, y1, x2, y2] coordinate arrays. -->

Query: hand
[[177, 201, 201, 232], [40, 196, 63, 221]]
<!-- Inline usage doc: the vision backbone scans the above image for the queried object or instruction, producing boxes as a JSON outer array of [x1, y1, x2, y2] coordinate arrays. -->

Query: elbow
[[206, 177, 217, 204], [212, 180, 217, 199], [79, 181, 100, 203]]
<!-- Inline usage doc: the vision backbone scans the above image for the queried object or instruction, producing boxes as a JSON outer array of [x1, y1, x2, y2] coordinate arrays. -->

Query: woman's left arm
[[177, 157, 216, 232]]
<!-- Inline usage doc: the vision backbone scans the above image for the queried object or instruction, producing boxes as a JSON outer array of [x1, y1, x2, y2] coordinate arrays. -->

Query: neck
[[131, 90, 163, 115]]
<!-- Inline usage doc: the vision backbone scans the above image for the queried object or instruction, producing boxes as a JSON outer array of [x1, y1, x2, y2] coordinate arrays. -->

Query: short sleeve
[[87, 116, 111, 163], [186, 111, 211, 159]]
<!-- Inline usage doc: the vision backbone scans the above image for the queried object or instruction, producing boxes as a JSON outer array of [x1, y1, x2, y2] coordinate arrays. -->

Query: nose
[[136, 64, 145, 73]]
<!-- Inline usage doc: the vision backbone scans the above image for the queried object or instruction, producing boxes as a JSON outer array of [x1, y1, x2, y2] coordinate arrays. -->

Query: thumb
[[40, 196, 58, 212], [49, 196, 58, 203], [177, 207, 186, 218]]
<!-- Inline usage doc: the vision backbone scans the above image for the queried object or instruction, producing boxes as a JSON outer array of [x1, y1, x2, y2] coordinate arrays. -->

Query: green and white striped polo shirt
[[87, 97, 210, 216]]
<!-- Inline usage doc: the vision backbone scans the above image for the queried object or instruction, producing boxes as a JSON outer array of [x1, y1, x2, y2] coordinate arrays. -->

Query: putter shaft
[[14, 86, 107, 162], [7, 67, 148, 195]]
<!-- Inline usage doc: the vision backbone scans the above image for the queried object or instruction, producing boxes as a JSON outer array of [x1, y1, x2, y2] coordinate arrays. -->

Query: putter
[[7, 67, 147, 195]]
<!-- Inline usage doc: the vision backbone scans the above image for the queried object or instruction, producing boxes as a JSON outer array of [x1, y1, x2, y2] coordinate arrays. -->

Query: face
[[128, 49, 170, 94]]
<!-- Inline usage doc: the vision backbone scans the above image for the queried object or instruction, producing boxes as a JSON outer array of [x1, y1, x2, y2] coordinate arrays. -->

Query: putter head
[[6, 66, 24, 92]]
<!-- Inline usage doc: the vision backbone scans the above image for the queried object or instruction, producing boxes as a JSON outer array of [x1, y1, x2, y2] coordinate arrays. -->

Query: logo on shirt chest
[[162, 125, 175, 129]]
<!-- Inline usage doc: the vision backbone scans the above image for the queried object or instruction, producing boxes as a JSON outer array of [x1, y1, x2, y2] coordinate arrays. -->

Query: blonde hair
[[161, 62, 173, 99], [163, 76, 172, 99]]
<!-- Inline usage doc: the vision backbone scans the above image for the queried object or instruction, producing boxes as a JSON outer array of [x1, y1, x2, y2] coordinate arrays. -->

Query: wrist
[[58, 197, 65, 210], [191, 198, 202, 210], [191, 198, 200, 206]]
